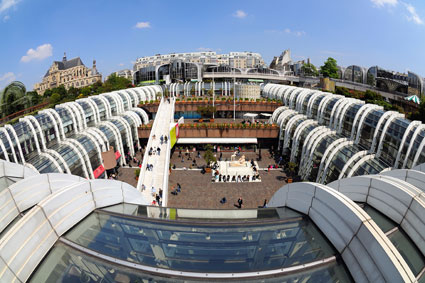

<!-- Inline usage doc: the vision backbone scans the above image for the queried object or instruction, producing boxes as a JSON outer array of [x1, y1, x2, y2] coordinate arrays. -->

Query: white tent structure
[[243, 113, 258, 123], [405, 95, 421, 104]]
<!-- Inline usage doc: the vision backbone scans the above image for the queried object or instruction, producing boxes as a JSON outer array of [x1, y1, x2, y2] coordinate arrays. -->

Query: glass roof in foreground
[[30, 206, 353, 282], [360, 204, 425, 280]]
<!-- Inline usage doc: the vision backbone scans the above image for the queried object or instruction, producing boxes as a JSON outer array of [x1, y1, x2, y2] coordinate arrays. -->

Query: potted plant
[[203, 144, 216, 172], [134, 168, 141, 180]]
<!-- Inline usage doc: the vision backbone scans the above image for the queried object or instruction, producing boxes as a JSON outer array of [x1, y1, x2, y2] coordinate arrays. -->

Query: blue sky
[[0, 0, 424, 90]]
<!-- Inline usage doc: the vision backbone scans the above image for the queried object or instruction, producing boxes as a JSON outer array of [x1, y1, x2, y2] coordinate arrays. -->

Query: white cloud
[[20, 43, 53, 63], [371, 0, 398, 7], [0, 72, 16, 88], [405, 3, 423, 25], [284, 28, 305, 37], [2, 14, 9, 21], [233, 10, 247, 19], [0, 0, 20, 13], [134, 21, 150, 29]]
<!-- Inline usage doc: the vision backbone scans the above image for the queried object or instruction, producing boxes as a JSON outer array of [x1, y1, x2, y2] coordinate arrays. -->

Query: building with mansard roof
[[34, 53, 102, 95]]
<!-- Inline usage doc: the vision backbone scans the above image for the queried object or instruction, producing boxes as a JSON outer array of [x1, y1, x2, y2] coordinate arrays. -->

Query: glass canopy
[[30, 206, 353, 282]]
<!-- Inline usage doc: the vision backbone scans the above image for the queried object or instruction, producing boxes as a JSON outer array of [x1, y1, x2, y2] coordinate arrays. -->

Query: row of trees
[[300, 57, 339, 78], [45, 73, 133, 106]]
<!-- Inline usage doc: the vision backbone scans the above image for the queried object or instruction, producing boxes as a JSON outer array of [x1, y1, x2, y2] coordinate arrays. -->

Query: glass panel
[[388, 229, 425, 276], [30, 242, 353, 282], [64, 210, 337, 273], [361, 204, 396, 233]]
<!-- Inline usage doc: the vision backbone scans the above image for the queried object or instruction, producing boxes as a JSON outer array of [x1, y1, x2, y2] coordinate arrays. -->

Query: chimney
[[62, 52, 67, 61]]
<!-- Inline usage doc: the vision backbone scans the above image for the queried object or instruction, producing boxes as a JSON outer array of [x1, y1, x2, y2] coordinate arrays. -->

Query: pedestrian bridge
[[137, 97, 175, 206]]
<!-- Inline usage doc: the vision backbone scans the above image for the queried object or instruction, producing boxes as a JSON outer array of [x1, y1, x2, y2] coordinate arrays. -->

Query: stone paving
[[166, 169, 287, 209], [117, 147, 287, 209]]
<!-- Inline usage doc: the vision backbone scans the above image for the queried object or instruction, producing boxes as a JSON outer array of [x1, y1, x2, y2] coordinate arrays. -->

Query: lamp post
[[233, 71, 236, 121], [213, 68, 215, 119]]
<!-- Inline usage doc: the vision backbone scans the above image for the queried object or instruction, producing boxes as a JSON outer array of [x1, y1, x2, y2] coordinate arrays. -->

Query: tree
[[320, 57, 339, 79], [301, 63, 318, 76], [410, 98, 425, 123], [26, 91, 42, 106], [50, 93, 61, 105], [203, 144, 216, 166], [197, 105, 216, 118], [43, 89, 53, 97], [80, 87, 91, 97], [102, 73, 132, 92], [287, 162, 297, 177]]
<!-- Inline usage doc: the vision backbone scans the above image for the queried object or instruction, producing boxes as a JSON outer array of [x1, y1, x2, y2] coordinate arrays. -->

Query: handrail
[[137, 97, 164, 191], [0, 102, 49, 126], [161, 97, 175, 206]]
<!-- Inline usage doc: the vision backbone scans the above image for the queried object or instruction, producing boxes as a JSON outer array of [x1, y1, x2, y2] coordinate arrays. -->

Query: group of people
[[148, 146, 161, 156], [219, 197, 268, 209], [171, 183, 182, 195], [146, 163, 154, 171], [151, 188, 163, 206], [213, 173, 261, 183], [241, 119, 268, 126]]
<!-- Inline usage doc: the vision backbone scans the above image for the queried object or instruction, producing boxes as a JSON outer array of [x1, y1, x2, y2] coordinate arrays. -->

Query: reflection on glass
[[30, 242, 353, 282], [64, 210, 337, 273]]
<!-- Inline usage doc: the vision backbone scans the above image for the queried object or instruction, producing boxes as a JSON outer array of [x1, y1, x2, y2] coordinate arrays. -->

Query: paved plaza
[[166, 169, 287, 209], [118, 147, 288, 209]]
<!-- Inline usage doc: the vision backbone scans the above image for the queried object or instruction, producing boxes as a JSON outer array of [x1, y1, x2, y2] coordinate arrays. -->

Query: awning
[[93, 164, 105, 179], [405, 95, 421, 104], [243, 113, 258, 118], [260, 113, 272, 117], [177, 138, 257, 144]]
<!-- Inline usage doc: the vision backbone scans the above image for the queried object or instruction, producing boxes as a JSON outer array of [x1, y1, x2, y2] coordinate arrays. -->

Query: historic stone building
[[34, 53, 102, 95]]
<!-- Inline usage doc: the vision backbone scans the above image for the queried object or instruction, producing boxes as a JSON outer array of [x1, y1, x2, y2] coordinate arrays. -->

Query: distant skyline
[[1, 0, 424, 90]]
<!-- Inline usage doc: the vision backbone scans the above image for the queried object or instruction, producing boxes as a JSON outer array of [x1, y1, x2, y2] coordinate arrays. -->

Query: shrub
[[134, 168, 141, 178]]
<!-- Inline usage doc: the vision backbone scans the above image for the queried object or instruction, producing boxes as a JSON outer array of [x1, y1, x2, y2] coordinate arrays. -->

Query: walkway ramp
[[137, 98, 175, 206]]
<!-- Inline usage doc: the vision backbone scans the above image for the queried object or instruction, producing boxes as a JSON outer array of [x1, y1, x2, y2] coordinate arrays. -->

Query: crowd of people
[[213, 172, 261, 183], [241, 119, 269, 126], [143, 132, 169, 206]]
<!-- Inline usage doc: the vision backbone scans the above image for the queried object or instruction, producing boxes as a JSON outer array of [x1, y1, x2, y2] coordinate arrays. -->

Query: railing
[[161, 97, 175, 206], [0, 102, 49, 126], [137, 97, 165, 192]]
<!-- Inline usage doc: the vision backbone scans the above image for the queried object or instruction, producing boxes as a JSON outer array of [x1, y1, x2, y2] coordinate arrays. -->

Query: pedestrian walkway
[[137, 97, 175, 206]]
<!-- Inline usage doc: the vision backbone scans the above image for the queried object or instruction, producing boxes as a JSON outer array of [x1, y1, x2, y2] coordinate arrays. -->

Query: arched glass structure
[[265, 83, 425, 184], [0, 85, 161, 179]]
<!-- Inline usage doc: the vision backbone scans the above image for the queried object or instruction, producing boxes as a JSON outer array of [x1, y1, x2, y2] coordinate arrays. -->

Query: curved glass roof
[[360, 204, 425, 280], [30, 205, 353, 282]]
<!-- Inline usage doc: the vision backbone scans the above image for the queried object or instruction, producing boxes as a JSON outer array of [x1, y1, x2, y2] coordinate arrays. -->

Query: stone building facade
[[34, 53, 102, 95], [134, 51, 265, 72], [235, 84, 261, 99]]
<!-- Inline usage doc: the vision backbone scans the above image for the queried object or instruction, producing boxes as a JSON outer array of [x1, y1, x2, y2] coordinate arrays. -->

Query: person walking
[[235, 197, 243, 209]]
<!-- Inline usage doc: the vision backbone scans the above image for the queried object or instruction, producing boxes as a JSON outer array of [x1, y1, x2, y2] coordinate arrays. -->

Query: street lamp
[[213, 68, 215, 119], [233, 71, 236, 121]]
